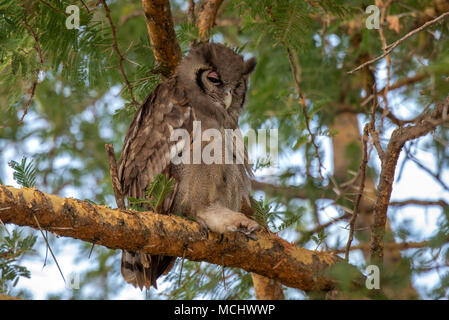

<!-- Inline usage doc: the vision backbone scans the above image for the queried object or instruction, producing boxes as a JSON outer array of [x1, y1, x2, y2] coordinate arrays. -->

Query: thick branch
[[251, 273, 285, 300], [0, 184, 355, 292], [141, 0, 182, 77], [197, 0, 224, 41]]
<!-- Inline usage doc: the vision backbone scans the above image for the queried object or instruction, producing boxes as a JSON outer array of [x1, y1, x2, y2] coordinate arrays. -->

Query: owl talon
[[198, 221, 210, 239], [226, 216, 259, 240], [236, 228, 258, 241], [197, 205, 260, 237]]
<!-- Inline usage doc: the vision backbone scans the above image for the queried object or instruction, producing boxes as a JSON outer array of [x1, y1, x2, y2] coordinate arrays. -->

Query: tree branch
[[333, 239, 446, 254], [105, 144, 125, 210], [141, 0, 182, 77], [251, 273, 285, 300], [0, 184, 357, 292], [345, 124, 369, 261], [100, 0, 139, 106], [389, 199, 449, 208], [370, 95, 449, 265], [197, 0, 224, 41], [349, 11, 449, 74]]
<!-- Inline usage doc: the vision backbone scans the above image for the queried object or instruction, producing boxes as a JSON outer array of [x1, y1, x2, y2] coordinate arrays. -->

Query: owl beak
[[224, 88, 232, 109]]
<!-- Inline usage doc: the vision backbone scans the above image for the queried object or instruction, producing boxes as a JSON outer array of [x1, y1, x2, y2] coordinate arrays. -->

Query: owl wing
[[117, 77, 192, 290], [118, 77, 192, 201]]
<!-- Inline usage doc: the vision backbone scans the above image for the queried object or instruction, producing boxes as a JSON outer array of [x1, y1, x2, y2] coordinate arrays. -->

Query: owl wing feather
[[118, 77, 191, 200], [117, 77, 192, 290]]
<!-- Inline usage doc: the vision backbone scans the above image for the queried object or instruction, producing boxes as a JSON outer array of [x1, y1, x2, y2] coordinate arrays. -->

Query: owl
[[117, 43, 258, 290]]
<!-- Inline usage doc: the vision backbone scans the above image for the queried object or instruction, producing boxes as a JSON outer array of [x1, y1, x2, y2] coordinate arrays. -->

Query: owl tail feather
[[121, 250, 176, 290]]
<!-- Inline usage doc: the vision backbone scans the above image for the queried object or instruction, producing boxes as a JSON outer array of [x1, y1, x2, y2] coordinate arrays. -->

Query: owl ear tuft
[[243, 57, 257, 75]]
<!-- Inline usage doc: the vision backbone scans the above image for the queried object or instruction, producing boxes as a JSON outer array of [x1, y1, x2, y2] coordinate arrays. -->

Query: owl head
[[176, 43, 256, 121]]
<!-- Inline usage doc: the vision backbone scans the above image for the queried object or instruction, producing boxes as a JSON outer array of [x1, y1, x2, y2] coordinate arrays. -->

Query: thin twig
[[21, 9, 43, 125], [178, 248, 185, 286], [19, 80, 37, 125], [38, 0, 69, 15], [88, 242, 95, 259], [345, 124, 369, 261], [0, 217, 10, 236], [333, 239, 445, 254], [389, 199, 448, 208], [286, 47, 325, 179], [377, 1, 392, 135], [100, 0, 139, 106], [79, 0, 90, 13], [42, 230, 49, 270], [105, 144, 125, 209], [349, 11, 449, 74], [368, 88, 385, 160], [221, 255, 226, 290], [32, 214, 66, 284], [22, 14, 44, 64], [361, 73, 429, 108]]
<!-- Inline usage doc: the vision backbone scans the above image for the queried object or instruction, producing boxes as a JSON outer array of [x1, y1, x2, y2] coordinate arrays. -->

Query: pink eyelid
[[207, 71, 219, 79]]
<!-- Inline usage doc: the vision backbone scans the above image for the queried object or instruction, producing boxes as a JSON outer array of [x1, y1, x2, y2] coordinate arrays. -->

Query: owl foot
[[196, 204, 259, 239], [225, 218, 259, 240]]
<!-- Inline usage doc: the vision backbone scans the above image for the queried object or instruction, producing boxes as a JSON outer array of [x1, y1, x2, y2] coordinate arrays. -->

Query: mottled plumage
[[118, 43, 257, 289]]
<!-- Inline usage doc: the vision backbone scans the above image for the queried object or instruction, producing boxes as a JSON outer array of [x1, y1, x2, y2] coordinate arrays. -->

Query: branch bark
[[197, 0, 224, 41], [141, 0, 182, 77], [370, 95, 449, 265], [0, 184, 357, 292], [251, 273, 285, 300]]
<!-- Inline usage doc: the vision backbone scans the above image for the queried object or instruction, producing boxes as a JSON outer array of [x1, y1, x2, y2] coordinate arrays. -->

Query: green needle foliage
[[127, 174, 176, 213], [8, 157, 37, 188], [0, 229, 37, 295]]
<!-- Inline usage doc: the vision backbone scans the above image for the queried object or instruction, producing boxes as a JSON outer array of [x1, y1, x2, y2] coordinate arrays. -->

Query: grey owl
[[117, 43, 258, 289]]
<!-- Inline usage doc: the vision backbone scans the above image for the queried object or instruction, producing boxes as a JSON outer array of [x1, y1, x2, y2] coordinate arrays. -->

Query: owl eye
[[235, 82, 241, 90], [207, 71, 222, 85]]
